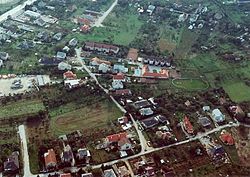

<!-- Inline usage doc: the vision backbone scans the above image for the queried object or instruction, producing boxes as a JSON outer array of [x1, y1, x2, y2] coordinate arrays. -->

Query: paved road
[[0, 0, 38, 23], [93, 0, 118, 27]]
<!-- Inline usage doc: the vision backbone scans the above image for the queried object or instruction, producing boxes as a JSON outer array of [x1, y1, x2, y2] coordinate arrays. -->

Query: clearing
[[172, 78, 209, 91], [223, 82, 250, 102]]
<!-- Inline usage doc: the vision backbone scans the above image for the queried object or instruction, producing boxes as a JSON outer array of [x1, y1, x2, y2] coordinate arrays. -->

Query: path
[[0, 0, 38, 23], [92, 0, 118, 27]]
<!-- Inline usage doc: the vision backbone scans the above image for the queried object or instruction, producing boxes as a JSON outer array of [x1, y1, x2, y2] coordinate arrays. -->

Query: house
[[44, 149, 57, 170], [63, 71, 77, 80], [56, 51, 67, 60], [24, 10, 41, 18], [0, 52, 9, 60], [104, 169, 117, 177], [141, 117, 159, 129], [127, 48, 139, 62], [147, 5, 156, 15], [229, 105, 245, 119], [219, 130, 234, 145], [58, 62, 72, 71], [61, 145, 75, 166], [113, 64, 128, 73], [142, 65, 169, 79], [81, 173, 94, 177], [84, 42, 119, 54], [77, 148, 91, 161], [0, 59, 3, 67], [118, 138, 132, 151], [90, 57, 111, 66], [80, 25, 91, 33], [4, 152, 19, 174], [198, 117, 211, 127], [77, 17, 91, 25], [115, 89, 132, 96], [133, 100, 151, 109], [34, 18, 46, 26], [53, 32, 62, 41], [69, 38, 78, 47], [39, 57, 61, 66], [112, 80, 124, 90], [203, 106, 211, 112], [156, 131, 174, 140], [113, 73, 125, 82], [212, 109, 225, 123], [106, 132, 127, 143], [64, 79, 81, 89], [98, 63, 110, 73], [183, 116, 194, 134], [139, 107, 154, 116], [60, 173, 72, 177], [118, 166, 130, 177]]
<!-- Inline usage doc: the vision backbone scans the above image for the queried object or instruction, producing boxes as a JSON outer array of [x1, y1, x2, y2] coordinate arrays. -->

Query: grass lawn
[[50, 100, 123, 136], [223, 82, 250, 103], [172, 78, 209, 90], [0, 100, 45, 119]]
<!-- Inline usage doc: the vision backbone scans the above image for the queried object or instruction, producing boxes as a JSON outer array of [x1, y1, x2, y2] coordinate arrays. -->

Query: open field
[[50, 100, 123, 136], [172, 78, 209, 90], [223, 82, 250, 102], [0, 0, 22, 14], [0, 99, 45, 119]]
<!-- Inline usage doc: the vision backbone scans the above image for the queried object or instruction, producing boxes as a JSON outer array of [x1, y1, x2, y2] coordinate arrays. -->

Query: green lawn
[[172, 78, 209, 90], [50, 100, 123, 136], [223, 82, 250, 103], [0, 100, 45, 119]]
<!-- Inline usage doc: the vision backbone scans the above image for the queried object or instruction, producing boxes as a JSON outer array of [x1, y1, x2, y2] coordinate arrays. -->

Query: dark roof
[[133, 100, 151, 109], [141, 117, 158, 129], [198, 117, 211, 127], [39, 57, 61, 66], [4, 152, 19, 172], [212, 145, 225, 155], [77, 149, 88, 159], [156, 115, 168, 123]]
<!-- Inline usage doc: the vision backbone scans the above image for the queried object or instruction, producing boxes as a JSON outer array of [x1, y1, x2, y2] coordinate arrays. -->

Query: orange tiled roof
[[113, 73, 125, 80], [107, 132, 127, 142], [63, 71, 77, 80], [44, 149, 57, 167], [220, 131, 234, 145], [183, 116, 194, 134]]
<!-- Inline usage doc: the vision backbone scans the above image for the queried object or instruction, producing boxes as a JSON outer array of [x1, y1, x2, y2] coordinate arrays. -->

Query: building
[[90, 57, 111, 66], [98, 63, 110, 73], [141, 117, 159, 129], [118, 138, 132, 151], [114, 89, 132, 96], [84, 42, 119, 54], [113, 73, 125, 82], [106, 132, 127, 143], [183, 116, 194, 134], [58, 62, 72, 71], [60, 173, 72, 177], [77, 148, 91, 161], [219, 130, 234, 145], [69, 38, 78, 47], [127, 48, 139, 62], [198, 117, 211, 127], [0, 59, 3, 67], [0, 52, 9, 60], [64, 79, 81, 89], [212, 109, 225, 123], [63, 71, 77, 80], [61, 145, 75, 166], [81, 173, 94, 177], [56, 51, 67, 60], [147, 5, 156, 15], [44, 149, 57, 170], [113, 64, 128, 73], [104, 169, 117, 177], [39, 57, 61, 66], [24, 10, 41, 18], [139, 107, 154, 116], [4, 152, 19, 174], [112, 80, 124, 90], [142, 65, 169, 79]]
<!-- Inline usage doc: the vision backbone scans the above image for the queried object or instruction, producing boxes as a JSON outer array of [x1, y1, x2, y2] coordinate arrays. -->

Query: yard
[[50, 100, 123, 136], [223, 82, 250, 102], [0, 99, 45, 119]]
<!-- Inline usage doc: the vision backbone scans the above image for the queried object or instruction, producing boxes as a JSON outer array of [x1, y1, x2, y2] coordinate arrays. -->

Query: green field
[[0, 0, 22, 14], [0, 100, 45, 119], [172, 78, 209, 90], [223, 82, 250, 103], [50, 101, 123, 136], [65, 13, 143, 46]]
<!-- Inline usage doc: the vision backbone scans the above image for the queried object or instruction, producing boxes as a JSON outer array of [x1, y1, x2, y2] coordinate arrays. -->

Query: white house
[[212, 109, 225, 123], [112, 80, 123, 90]]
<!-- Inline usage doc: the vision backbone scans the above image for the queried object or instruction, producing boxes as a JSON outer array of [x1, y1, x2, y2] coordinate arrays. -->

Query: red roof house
[[219, 130, 234, 145], [80, 25, 91, 33], [183, 116, 194, 134], [142, 65, 169, 79], [106, 132, 127, 143], [60, 173, 72, 177], [63, 71, 77, 80], [113, 73, 125, 81], [44, 149, 57, 169]]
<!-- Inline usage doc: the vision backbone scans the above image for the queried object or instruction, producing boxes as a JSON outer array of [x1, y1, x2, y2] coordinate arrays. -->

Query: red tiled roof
[[113, 73, 125, 80], [183, 116, 194, 134], [77, 18, 90, 25], [80, 25, 90, 32], [60, 173, 72, 177], [115, 89, 131, 95], [107, 132, 127, 142], [142, 65, 169, 78], [63, 71, 77, 80], [44, 149, 57, 167], [220, 131, 234, 145]]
